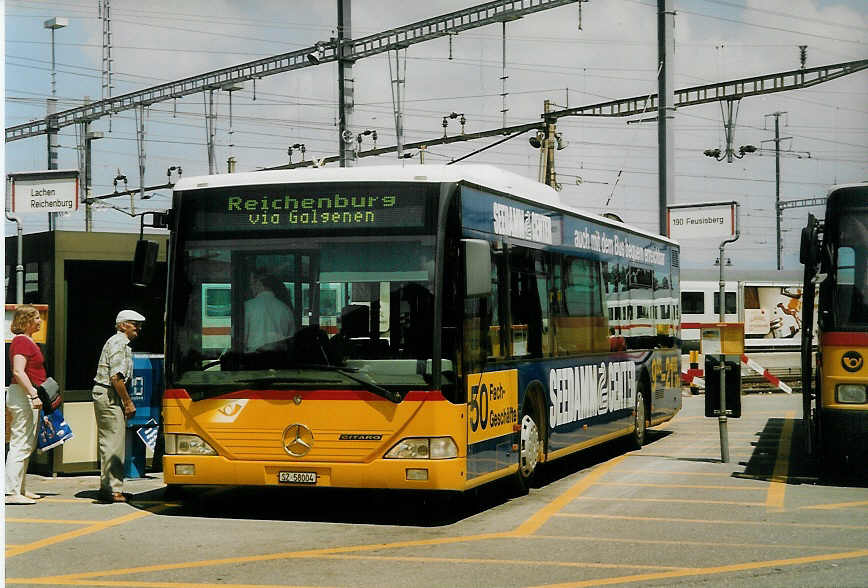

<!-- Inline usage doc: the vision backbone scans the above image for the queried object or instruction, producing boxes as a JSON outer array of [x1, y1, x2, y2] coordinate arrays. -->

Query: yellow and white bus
[[801, 182, 868, 470], [154, 165, 682, 494]]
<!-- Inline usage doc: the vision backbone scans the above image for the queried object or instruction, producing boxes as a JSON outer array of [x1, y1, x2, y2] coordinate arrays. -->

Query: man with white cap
[[92, 309, 145, 503]]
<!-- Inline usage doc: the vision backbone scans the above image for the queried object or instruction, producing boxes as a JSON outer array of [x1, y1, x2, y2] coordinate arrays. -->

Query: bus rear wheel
[[629, 389, 647, 450], [513, 410, 542, 494]]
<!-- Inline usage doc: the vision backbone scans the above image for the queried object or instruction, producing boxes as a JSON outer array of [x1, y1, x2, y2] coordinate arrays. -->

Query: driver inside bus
[[244, 273, 295, 352]]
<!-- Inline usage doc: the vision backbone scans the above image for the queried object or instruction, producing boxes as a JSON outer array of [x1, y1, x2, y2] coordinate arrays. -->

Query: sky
[[3, 0, 867, 271]]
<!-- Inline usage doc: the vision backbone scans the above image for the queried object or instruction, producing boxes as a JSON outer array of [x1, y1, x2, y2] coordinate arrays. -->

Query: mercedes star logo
[[282, 423, 314, 457]]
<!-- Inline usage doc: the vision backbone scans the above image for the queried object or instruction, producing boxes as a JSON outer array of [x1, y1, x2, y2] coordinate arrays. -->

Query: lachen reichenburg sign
[[9, 170, 80, 214]]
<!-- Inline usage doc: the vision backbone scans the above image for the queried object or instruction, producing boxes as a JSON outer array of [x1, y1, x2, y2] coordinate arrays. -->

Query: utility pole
[[531, 100, 564, 190], [337, 0, 355, 167], [84, 121, 95, 231], [135, 105, 146, 215], [389, 49, 405, 159], [765, 111, 788, 270], [205, 90, 217, 174], [44, 17, 67, 231], [100, 0, 113, 131], [8, 0, 583, 147], [541, 100, 557, 188], [657, 0, 675, 236], [500, 19, 510, 127]]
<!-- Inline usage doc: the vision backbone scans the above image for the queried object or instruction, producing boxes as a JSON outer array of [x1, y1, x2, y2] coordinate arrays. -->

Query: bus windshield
[[171, 235, 437, 396], [167, 181, 441, 398], [834, 207, 868, 329]]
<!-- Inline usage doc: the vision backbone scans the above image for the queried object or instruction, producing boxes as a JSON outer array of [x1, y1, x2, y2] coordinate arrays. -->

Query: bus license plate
[[279, 471, 317, 484]]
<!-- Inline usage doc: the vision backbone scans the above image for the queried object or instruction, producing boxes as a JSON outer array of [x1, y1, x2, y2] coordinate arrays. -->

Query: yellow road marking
[[799, 500, 868, 510], [7, 414, 857, 588], [603, 469, 734, 477], [305, 553, 691, 571], [11, 546, 868, 588], [512, 455, 626, 536], [637, 452, 755, 459], [555, 512, 868, 529], [37, 498, 94, 503], [766, 411, 795, 511], [531, 548, 868, 588], [594, 482, 764, 490], [14, 533, 510, 583], [663, 431, 758, 436], [5, 518, 105, 525], [7, 582, 326, 587], [576, 496, 766, 507], [530, 534, 855, 551], [5, 509, 156, 558], [6, 547, 691, 584], [15, 457, 626, 584]]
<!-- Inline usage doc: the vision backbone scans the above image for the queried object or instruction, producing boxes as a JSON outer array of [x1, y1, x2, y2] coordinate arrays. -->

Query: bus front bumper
[[821, 408, 868, 460], [162, 455, 468, 491]]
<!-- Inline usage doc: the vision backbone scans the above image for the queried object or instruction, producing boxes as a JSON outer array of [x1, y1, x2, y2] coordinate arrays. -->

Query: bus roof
[[173, 164, 678, 247], [827, 181, 867, 195]]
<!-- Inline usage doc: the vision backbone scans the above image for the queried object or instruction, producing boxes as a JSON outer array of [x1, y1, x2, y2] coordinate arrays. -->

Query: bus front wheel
[[163, 484, 187, 501]]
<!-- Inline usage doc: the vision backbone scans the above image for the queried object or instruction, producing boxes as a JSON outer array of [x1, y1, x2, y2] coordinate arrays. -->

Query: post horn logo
[[282, 424, 314, 457], [841, 351, 863, 373]]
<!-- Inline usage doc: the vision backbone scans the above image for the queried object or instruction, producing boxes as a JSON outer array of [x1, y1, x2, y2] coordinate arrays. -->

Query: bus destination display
[[186, 184, 429, 232]]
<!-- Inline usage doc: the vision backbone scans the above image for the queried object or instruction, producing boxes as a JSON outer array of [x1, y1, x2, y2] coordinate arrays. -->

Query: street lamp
[[307, 41, 327, 65], [288, 143, 306, 163], [441, 112, 466, 137], [703, 144, 756, 162], [356, 129, 378, 152], [44, 18, 67, 99], [44, 17, 67, 230]]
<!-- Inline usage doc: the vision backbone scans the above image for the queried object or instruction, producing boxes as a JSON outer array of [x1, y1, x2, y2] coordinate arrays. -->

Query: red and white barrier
[[740, 354, 793, 394], [681, 354, 793, 394]]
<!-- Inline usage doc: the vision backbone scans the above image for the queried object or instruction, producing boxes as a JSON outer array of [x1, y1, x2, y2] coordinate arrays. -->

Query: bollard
[[690, 350, 700, 395]]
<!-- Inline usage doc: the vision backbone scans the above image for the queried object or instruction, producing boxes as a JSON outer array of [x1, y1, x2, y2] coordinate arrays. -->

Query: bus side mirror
[[462, 239, 491, 297], [800, 215, 818, 267], [132, 240, 159, 287]]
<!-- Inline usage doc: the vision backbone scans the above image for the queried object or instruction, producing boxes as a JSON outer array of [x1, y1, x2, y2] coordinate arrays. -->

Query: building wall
[[5, 230, 169, 472]]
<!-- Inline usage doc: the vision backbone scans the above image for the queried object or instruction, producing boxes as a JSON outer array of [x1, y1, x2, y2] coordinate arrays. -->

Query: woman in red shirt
[[5, 305, 46, 505]]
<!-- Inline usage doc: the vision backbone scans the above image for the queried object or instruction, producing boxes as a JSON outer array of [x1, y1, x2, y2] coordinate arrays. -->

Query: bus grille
[[207, 426, 392, 462]]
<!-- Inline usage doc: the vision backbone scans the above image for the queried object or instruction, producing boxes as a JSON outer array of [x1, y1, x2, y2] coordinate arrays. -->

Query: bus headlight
[[384, 437, 458, 459], [164, 433, 218, 455], [836, 384, 867, 404]]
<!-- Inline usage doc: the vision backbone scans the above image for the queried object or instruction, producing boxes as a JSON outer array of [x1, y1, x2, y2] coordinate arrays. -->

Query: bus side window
[[835, 246, 867, 324], [554, 256, 606, 355], [462, 242, 504, 371], [509, 248, 547, 358]]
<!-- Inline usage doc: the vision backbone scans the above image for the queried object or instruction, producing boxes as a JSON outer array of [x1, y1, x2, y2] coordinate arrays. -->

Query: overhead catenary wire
[[6, 2, 864, 234]]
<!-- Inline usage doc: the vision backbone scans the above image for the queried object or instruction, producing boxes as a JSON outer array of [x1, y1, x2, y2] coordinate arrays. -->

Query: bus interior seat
[[339, 304, 389, 358], [341, 304, 370, 338]]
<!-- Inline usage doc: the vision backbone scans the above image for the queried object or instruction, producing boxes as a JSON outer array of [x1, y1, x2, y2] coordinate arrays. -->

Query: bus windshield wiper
[[330, 366, 402, 404], [238, 365, 402, 403], [235, 374, 343, 387]]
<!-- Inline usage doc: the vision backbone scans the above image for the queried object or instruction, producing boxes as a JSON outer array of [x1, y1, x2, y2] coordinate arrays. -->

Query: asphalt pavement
[[4, 393, 868, 587]]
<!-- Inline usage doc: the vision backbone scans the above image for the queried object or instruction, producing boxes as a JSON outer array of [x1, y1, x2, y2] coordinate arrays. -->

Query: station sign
[[667, 201, 737, 241], [9, 169, 80, 214]]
